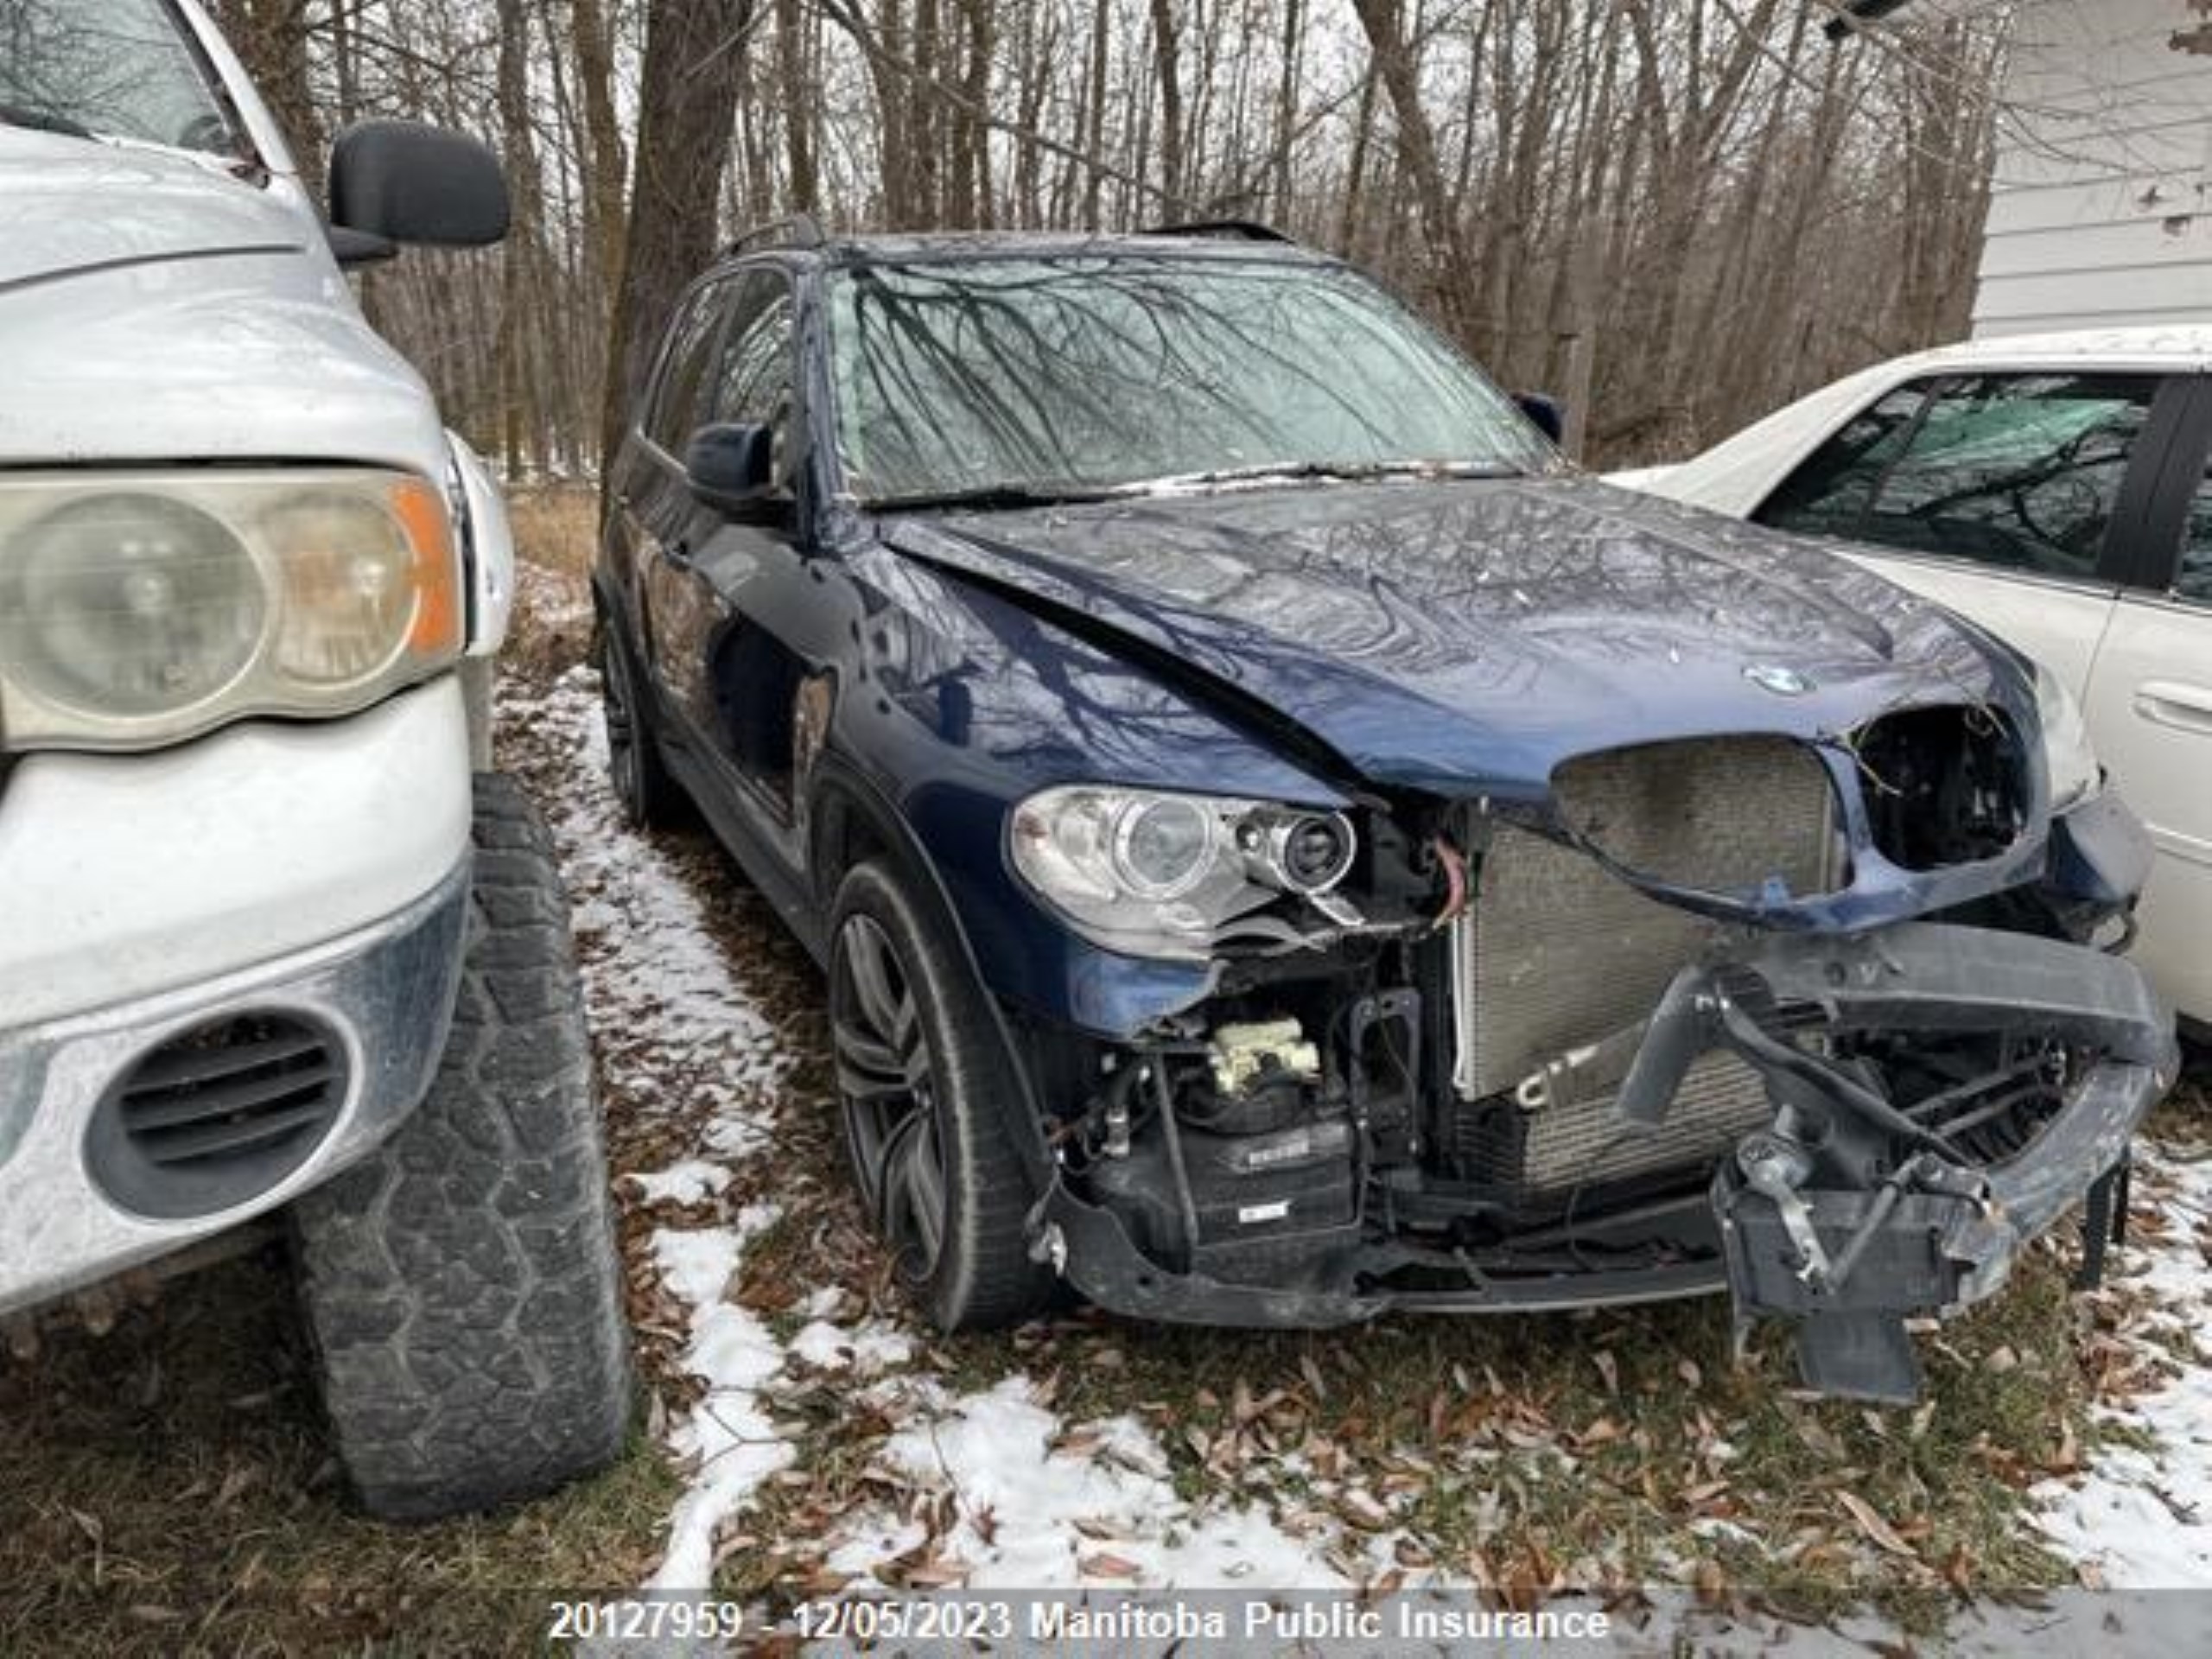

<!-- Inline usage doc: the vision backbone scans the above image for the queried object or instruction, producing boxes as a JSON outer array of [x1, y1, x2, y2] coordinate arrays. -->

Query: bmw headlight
[[2032, 662, 2101, 810], [0, 471, 463, 752], [1010, 785, 1356, 959]]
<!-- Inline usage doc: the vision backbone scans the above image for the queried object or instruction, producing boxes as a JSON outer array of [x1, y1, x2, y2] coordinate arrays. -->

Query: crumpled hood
[[884, 475, 2022, 799], [0, 134, 445, 474], [0, 133, 306, 290]]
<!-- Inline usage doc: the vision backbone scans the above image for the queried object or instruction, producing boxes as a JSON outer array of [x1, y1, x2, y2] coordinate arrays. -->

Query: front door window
[[1758, 373, 2159, 582]]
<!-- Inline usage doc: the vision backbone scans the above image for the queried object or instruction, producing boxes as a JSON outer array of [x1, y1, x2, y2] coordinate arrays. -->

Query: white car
[[1622, 328, 2212, 1033], [0, 0, 628, 1516]]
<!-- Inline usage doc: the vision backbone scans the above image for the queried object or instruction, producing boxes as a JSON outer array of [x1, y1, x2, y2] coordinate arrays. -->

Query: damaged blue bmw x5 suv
[[594, 220, 2177, 1403]]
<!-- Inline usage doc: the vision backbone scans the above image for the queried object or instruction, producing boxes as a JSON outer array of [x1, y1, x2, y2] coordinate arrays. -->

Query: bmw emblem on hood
[[1743, 663, 1815, 696]]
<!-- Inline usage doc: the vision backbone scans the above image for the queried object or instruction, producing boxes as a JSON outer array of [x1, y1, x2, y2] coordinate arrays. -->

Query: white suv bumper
[[0, 683, 478, 1315], [0, 680, 473, 1030]]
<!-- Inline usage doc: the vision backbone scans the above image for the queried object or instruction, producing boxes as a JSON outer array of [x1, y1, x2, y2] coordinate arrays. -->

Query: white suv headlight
[[1010, 785, 1356, 960], [0, 470, 464, 752], [2032, 662, 2101, 810]]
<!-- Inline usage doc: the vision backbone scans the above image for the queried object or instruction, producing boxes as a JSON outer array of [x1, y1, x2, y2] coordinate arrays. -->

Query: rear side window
[[645, 283, 727, 454], [1758, 373, 2159, 582]]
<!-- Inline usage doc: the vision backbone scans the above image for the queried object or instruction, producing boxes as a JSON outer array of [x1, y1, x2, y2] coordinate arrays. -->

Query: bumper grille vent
[[87, 1013, 346, 1219]]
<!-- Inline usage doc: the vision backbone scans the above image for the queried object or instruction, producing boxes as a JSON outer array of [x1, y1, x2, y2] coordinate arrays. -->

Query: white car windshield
[[0, 0, 241, 157], [828, 257, 1554, 505]]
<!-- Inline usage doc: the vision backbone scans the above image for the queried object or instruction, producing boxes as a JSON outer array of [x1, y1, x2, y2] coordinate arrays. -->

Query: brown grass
[[500, 484, 601, 681], [0, 1251, 677, 1658], [505, 482, 599, 585]]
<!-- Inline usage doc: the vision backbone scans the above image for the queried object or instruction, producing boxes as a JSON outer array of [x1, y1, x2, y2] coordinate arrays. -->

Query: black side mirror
[[327, 119, 509, 267], [1514, 391, 1565, 445], [685, 423, 775, 515]]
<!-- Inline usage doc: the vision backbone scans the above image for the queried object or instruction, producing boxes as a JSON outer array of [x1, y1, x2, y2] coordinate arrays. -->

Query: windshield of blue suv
[[0, 0, 240, 156], [827, 257, 1554, 504]]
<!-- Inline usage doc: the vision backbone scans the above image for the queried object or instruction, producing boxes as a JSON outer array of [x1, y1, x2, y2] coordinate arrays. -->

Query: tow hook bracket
[[1712, 1152, 2008, 1404]]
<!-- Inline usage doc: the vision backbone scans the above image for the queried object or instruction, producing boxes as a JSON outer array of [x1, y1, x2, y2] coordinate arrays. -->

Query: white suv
[[0, 0, 629, 1518], [1620, 328, 2212, 1035]]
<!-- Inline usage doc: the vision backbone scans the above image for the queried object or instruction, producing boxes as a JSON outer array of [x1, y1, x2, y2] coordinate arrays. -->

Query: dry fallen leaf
[[1081, 1552, 1143, 1580], [1836, 1491, 1918, 1559], [903, 1558, 970, 1588], [1300, 1353, 1329, 1402]]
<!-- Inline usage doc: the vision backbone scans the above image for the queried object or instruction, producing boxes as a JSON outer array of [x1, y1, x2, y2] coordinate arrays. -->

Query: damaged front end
[[1021, 712, 2177, 1404]]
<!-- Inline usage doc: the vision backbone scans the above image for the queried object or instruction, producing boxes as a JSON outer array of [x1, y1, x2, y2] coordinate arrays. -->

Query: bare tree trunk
[[494, 0, 545, 474], [1270, 0, 1303, 221], [1081, 0, 1113, 227], [1349, 0, 1480, 344], [571, 0, 629, 289], [1149, 0, 1185, 213], [600, 0, 756, 479], [772, 0, 818, 214]]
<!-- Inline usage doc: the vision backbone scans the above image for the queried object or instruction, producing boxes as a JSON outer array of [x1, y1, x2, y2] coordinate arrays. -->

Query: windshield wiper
[[866, 460, 1522, 513], [1110, 459, 1523, 494], [868, 482, 1122, 513], [0, 102, 95, 140]]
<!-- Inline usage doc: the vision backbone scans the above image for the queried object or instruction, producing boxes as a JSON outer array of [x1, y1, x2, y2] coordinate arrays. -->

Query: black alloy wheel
[[833, 911, 950, 1284]]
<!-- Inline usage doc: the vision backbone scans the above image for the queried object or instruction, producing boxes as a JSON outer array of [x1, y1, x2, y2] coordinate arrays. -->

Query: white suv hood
[[0, 133, 448, 477]]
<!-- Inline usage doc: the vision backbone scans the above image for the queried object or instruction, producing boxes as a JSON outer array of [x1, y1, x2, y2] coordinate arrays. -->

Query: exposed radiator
[[1447, 736, 1839, 1198]]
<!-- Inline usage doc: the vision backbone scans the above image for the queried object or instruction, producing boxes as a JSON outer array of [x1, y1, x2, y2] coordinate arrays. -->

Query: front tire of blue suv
[[830, 860, 1055, 1330]]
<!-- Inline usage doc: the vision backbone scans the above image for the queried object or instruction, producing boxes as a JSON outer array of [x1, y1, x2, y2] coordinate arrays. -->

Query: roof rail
[[724, 213, 827, 259], [1140, 219, 1295, 245]]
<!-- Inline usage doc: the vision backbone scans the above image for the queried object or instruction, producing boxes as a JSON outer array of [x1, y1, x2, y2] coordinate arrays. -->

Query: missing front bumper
[[1629, 923, 2175, 1401], [1033, 922, 2175, 1402]]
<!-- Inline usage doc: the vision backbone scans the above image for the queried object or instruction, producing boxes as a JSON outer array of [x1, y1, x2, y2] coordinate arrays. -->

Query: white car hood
[[0, 132, 307, 289], [0, 133, 448, 477]]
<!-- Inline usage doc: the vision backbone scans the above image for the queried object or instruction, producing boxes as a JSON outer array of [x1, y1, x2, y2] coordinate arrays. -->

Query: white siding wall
[[1974, 0, 2212, 337]]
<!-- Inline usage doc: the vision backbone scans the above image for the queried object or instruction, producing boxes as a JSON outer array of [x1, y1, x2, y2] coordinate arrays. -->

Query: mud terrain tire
[[292, 773, 632, 1520]]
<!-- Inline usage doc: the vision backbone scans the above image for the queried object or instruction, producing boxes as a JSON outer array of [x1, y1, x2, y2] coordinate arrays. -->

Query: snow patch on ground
[[2034, 1149, 2212, 1586], [829, 1376, 1347, 1590], [626, 1160, 734, 1208], [647, 1207, 797, 1592], [788, 1319, 916, 1377]]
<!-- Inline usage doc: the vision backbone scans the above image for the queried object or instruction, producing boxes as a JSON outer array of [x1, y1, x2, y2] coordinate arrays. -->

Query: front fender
[[830, 543, 1342, 1039], [448, 430, 515, 658]]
